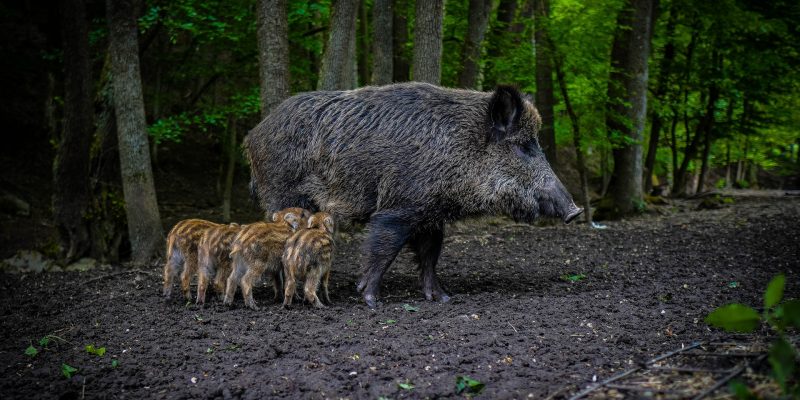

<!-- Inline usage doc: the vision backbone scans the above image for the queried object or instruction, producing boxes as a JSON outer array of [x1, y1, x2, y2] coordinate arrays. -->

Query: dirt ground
[[1, 192, 798, 399]]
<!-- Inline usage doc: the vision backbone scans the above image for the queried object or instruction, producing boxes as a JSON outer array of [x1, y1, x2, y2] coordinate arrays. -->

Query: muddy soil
[[0, 195, 798, 399]]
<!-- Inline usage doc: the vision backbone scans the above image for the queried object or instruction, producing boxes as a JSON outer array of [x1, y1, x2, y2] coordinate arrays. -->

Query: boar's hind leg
[[356, 211, 414, 308], [410, 227, 451, 303]]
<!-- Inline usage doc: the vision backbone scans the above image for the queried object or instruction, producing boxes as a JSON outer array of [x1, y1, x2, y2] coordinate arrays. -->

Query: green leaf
[[764, 274, 785, 309], [455, 375, 486, 395], [782, 299, 800, 329], [561, 273, 586, 282], [768, 337, 796, 392], [402, 304, 419, 312], [705, 304, 761, 332], [61, 363, 78, 379], [39, 336, 50, 347], [25, 345, 38, 357], [397, 382, 414, 390], [728, 281, 739, 288], [728, 379, 757, 400], [85, 344, 107, 357], [380, 319, 397, 325], [111, 359, 119, 368]]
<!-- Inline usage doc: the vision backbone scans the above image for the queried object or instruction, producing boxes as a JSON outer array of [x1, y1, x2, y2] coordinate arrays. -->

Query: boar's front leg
[[409, 226, 450, 303], [356, 210, 414, 309]]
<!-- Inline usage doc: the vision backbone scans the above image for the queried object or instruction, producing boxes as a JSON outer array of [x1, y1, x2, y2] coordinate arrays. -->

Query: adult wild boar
[[245, 83, 582, 308]]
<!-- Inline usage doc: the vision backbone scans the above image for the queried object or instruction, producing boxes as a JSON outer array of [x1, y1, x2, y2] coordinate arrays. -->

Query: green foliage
[[705, 304, 760, 332], [61, 363, 78, 379], [25, 345, 37, 357], [705, 273, 799, 396], [402, 304, 419, 312], [397, 381, 414, 390], [455, 375, 486, 396], [560, 273, 586, 282], [111, 359, 119, 368], [85, 344, 107, 357]]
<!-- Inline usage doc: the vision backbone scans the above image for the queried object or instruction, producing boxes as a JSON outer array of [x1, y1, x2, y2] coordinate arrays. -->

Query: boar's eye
[[512, 139, 541, 160]]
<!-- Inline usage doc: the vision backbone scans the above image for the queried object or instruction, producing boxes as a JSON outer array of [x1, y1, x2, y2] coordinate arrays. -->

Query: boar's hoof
[[424, 289, 451, 303], [363, 293, 379, 309]]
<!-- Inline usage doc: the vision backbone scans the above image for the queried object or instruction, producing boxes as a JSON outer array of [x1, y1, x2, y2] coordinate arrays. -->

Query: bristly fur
[[244, 82, 579, 306]]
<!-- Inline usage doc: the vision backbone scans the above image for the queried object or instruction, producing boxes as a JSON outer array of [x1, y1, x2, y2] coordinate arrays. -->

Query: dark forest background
[[1, 0, 798, 265]]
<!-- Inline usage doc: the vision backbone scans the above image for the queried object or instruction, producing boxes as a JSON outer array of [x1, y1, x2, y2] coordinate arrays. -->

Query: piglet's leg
[[356, 210, 414, 309], [409, 226, 450, 303]]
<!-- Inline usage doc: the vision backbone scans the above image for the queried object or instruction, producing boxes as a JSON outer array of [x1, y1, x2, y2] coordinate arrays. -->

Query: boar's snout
[[541, 178, 582, 224], [563, 204, 583, 224]]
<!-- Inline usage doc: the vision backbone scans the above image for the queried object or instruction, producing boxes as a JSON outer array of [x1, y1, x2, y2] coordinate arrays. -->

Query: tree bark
[[358, 1, 370, 86], [107, 0, 164, 264], [412, 0, 443, 84], [54, 0, 93, 263], [372, 0, 393, 85], [603, 0, 655, 216], [392, 0, 410, 82], [222, 118, 237, 223], [643, 3, 677, 193], [319, 0, 359, 90], [457, 0, 492, 89], [534, 0, 557, 164], [257, 0, 290, 117]]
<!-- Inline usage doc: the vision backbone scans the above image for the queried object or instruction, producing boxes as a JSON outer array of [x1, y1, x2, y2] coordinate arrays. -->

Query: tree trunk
[[412, 0, 443, 84], [222, 118, 237, 223], [392, 0, 410, 82], [534, 0, 557, 164], [358, 1, 370, 86], [674, 64, 720, 196], [643, 4, 677, 193], [107, 0, 164, 264], [669, 111, 679, 186], [257, 0, 290, 117], [603, 0, 655, 217], [371, 0, 393, 85], [695, 124, 711, 194], [552, 45, 592, 224], [319, 0, 359, 90], [54, 0, 93, 263], [457, 0, 492, 89]]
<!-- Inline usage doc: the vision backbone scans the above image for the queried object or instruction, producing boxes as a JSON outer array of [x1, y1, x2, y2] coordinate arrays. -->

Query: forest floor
[[1, 190, 798, 399]]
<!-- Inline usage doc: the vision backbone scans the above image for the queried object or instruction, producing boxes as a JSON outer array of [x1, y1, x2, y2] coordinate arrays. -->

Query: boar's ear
[[488, 85, 524, 142], [323, 216, 335, 234], [283, 212, 300, 230]]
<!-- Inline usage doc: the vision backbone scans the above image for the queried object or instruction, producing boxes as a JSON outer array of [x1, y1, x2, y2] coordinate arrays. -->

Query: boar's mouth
[[509, 193, 583, 224]]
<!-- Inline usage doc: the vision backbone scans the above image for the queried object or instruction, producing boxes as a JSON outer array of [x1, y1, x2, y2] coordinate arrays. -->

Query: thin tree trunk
[[347, 21, 358, 88], [222, 118, 237, 223], [669, 110, 679, 186], [54, 0, 93, 263], [412, 0, 443, 84], [695, 123, 711, 194], [257, 0, 290, 117], [534, 0, 557, 164], [457, 0, 492, 89], [392, 0, 410, 82], [372, 0, 393, 85], [552, 45, 592, 224], [603, 0, 655, 216], [358, 1, 370, 86], [319, 0, 359, 90], [643, 4, 677, 193], [485, 0, 517, 85], [107, 0, 164, 264], [673, 86, 718, 195]]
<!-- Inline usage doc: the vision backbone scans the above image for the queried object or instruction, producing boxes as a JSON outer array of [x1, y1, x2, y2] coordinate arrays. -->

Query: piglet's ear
[[307, 216, 316, 229], [271, 212, 279, 222], [283, 212, 300, 230], [488, 85, 524, 143], [323, 216, 335, 234]]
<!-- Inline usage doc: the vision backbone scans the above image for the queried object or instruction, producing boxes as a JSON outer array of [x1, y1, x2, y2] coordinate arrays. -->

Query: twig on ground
[[508, 322, 518, 333]]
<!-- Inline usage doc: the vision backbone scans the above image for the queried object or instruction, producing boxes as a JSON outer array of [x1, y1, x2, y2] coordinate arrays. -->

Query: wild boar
[[163, 219, 218, 301], [282, 212, 335, 308], [245, 83, 582, 308], [195, 222, 243, 305], [223, 210, 307, 310]]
